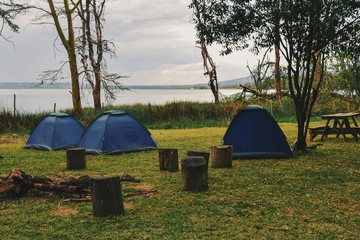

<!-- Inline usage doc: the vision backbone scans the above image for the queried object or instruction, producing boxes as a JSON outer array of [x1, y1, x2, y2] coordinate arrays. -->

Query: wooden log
[[67, 148, 86, 170], [0, 169, 34, 198], [158, 148, 179, 172], [181, 156, 208, 191], [90, 176, 125, 217], [211, 145, 233, 168], [0, 169, 140, 201]]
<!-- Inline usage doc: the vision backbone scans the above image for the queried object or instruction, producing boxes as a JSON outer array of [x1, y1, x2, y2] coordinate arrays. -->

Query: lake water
[[0, 89, 240, 113]]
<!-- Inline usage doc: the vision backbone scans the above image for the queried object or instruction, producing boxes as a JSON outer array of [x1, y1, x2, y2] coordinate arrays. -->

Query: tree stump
[[181, 156, 208, 191], [158, 148, 179, 172], [187, 150, 210, 178], [90, 176, 124, 217], [66, 148, 86, 170], [211, 145, 233, 168]]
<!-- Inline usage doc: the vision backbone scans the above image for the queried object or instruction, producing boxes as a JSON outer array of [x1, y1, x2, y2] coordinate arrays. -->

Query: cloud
[[0, 0, 261, 85]]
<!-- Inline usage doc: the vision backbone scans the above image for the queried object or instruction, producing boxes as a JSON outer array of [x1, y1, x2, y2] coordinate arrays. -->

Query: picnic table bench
[[309, 112, 359, 141]]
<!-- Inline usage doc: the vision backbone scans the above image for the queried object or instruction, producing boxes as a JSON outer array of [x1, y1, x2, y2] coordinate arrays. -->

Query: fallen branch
[[0, 169, 140, 201]]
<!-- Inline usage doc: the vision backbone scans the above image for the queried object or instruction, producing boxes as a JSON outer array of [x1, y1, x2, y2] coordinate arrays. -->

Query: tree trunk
[[93, 66, 102, 109], [65, 0, 82, 116], [181, 156, 208, 191], [90, 176, 125, 217], [211, 145, 233, 168], [66, 148, 86, 170], [158, 148, 179, 172], [275, 46, 282, 100], [48, 0, 82, 116], [295, 112, 307, 151]]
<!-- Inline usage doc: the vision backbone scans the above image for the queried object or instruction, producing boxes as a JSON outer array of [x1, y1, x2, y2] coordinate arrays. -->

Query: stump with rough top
[[90, 176, 125, 217], [211, 145, 233, 168], [187, 150, 210, 178], [158, 148, 179, 172], [181, 156, 208, 191]]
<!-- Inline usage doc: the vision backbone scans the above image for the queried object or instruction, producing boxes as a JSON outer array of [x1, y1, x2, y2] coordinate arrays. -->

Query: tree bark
[[211, 145, 233, 168], [181, 156, 208, 191], [275, 46, 282, 100], [90, 176, 125, 217], [158, 148, 179, 172]]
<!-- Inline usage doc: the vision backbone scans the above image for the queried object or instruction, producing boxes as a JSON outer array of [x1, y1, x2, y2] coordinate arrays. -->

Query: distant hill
[[0, 76, 251, 89], [0, 82, 71, 89]]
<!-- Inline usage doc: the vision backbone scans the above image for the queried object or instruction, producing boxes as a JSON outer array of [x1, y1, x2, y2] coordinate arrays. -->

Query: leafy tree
[[332, 54, 360, 102], [0, 1, 28, 41], [331, 20, 360, 106], [194, 0, 360, 151]]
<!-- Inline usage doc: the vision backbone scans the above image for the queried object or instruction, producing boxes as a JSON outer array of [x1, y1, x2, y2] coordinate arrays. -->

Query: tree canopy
[[192, 0, 360, 150], [0, 1, 28, 41]]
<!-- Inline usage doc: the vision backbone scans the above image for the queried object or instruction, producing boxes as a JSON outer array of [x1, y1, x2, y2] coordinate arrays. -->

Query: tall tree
[[271, 1, 359, 150], [193, 0, 360, 151], [46, 0, 82, 116], [77, 0, 127, 110], [190, 0, 219, 104]]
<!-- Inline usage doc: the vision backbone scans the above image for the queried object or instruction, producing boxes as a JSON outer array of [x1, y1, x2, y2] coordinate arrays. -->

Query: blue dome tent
[[76, 110, 158, 155], [223, 105, 295, 159], [24, 113, 84, 151]]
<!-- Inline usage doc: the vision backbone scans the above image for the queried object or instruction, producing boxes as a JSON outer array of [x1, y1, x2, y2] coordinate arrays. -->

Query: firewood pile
[[0, 169, 140, 202]]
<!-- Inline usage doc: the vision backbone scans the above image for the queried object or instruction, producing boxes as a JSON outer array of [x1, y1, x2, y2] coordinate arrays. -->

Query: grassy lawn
[[0, 123, 359, 239]]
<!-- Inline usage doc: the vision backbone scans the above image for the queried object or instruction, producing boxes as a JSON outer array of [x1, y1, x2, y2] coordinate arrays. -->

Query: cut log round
[[186, 150, 210, 165], [211, 145, 233, 168], [90, 176, 125, 217], [158, 148, 179, 172], [181, 156, 208, 191], [66, 148, 86, 170]]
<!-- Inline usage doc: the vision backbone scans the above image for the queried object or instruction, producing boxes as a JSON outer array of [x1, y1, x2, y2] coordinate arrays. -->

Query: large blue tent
[[223, 105, 295, 159], [76, 110, 158, 155], [24, 113, 84, 151]]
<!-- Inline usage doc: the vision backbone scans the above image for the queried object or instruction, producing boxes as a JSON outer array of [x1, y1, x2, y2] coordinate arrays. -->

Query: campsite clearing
[[0, 123, 359, 239]]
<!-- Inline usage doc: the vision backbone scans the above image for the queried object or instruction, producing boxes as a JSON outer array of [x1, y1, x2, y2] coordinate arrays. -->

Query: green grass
[[0, 123, 359, 239]]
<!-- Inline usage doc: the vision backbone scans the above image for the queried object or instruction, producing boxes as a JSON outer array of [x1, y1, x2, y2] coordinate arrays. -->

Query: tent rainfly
[[76, 110, 158, 155], [223, 105, 295, 159], [24, 113, 84, 151]]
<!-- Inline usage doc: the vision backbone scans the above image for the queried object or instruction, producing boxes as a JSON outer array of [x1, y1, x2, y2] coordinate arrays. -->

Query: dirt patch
[[124, 202, 135, 210], [134, 184, 156, 191], [0, 209, 10, 215], [0, 137, 15, 144], [50, 207, 79, 217]]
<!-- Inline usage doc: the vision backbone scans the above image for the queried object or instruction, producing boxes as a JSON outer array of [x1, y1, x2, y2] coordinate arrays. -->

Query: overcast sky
[[0, 0, 260, 86]]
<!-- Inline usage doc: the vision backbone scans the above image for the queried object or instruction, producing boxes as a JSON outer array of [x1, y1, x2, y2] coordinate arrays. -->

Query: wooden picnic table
[[309, 112, 359, 141]]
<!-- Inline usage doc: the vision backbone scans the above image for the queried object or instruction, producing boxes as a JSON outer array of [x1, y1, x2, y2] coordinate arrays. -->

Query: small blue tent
[[223, 105, 294, 159], [24, 113, 84, 151], [76, 110, 158, 155]]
